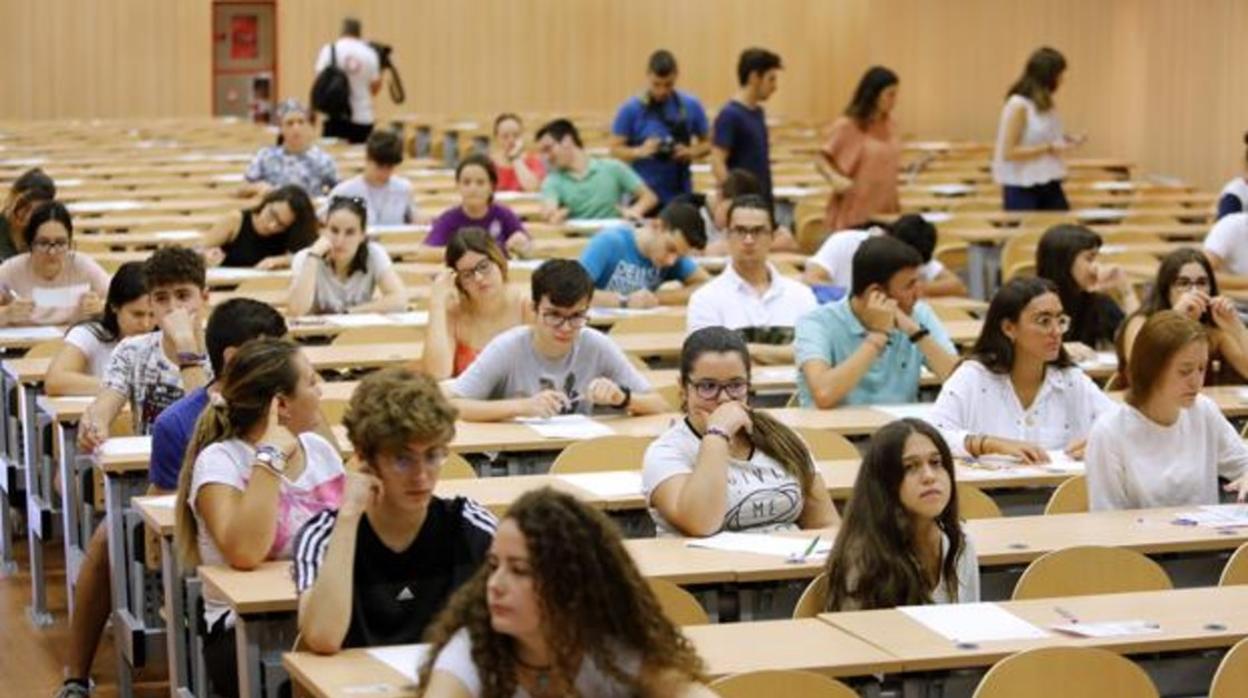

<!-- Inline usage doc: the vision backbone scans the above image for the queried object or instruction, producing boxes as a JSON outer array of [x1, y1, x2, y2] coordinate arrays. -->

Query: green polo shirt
[[541, 157, 643, 219]]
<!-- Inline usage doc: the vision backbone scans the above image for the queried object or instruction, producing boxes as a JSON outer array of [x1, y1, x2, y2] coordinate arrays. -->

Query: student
[[422, 229, 532, 380], [327, 129, 417, 225], [796, 236, 958, 407], [711, 48, 782, 204], [691, 168, 797, 255], [46, 262, 152, 396], [802, 214, 967, 297], [417, 488, 713, 698], [1118, 248, 1248, 386], [148, 299, 289, 493], [537, 118, 658, 222], [643, 326, 838, 537], [446, 259, 666, 421], [1216, 132, 1248, 220], [992, 47, 1082, 211], [930, 277, 1115, 463], [294, 368, 496, 653], [0, 201, 109, 327], [1085, 311, 1248, 510], [1036, 224, 1139, 355], [313, 17, 381, 144], [823, 418, 979, 611], [426, 154, 531, 257], [1203, 209, 1248, 290], [78, 245, 211, 452], [580, 201, 710, 309], [241, 99, 339, 197], [201, 185, 317, 269], [489, 112, 545, 193], [817, 66, 902, 231], [172, 338, 342, 697], [287, 197, 408, 316], [686, 195, 816, 364], [609, 49, 711, 207], [0, 167, 56, 261]]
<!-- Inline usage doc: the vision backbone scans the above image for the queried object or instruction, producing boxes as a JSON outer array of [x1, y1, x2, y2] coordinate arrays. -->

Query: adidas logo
[[396, 586, 415, 602]]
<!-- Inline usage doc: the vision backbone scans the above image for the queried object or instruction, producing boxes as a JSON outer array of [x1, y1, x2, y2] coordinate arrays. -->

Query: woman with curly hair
[[418, 488, 714, 698], [294, 367, 496, 654]]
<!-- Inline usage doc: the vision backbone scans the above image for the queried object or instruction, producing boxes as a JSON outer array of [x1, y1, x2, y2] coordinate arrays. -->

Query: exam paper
[[1173, 505, 1248, 528], [900, 603, 1049, 644], [1051, 620, 1161, 638], [565, 218, 629, 233], [557, 471, 644, 498], [142, 495, 177, 508], [67, 200, 142, 213], [1075, 207, 1127, 221], [366, 644, 430, 684], [207, 267, 271, 282], [0, 325, 65, 341], [98, 436, 153, 458], [685, 532, 832, 559], [388, 311, 430, 325], [921, 212, 953, 224], [516, 414, 615, 440], [325, 313, 397, 328], [928, 183, 974, 196]]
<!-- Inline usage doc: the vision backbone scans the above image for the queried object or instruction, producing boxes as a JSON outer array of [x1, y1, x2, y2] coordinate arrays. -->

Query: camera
[[369, 41, 394, 69], [652, 120, 690, 161]]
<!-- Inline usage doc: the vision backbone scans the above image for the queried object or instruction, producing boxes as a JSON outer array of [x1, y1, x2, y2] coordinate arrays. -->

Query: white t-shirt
[[686, 262, 817, 334], [931, 532, 981, 605], [328, 175, 415, 226], [1205, 212, 1248, 276], [63, 324, 117, 379], [642, 419, 806, 536], [991, 95, 1067, 187], [930, 361, 1116, 458], [432, 628, 641, 697], [1218, 177, 1248, 217], [190, 433, 345, 627], [314, 37, 380, 125], [808, 228, 945, 289], [1084, 395, 1248, 511]]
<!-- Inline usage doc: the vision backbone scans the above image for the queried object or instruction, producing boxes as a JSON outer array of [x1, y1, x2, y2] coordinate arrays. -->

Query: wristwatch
[[908, 327, 931, 343], [254, 443, 288, 476], [613, 386, 632, 410]]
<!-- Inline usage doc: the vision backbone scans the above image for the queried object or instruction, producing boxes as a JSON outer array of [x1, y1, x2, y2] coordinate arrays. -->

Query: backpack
[[310, 42, 352, 121]]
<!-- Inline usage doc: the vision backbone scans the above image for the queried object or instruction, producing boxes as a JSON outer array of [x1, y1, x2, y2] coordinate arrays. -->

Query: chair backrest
[[1043, 475, 1089, 515], [792, 572, 829, 619], [933, 242, 968, 274], [1211, 636, 1248, 698], [794, 427, 859, 460], [442, 452, 478, 480], [710, 670, 859, 698], [972, 646, 1158, 698], [654, 383, 682, 411], [1011, 546, 1172, 600], [610, 313, 685, 334], [548, 435, 652, 474], [235, 276, 289, 293], [930, 303, 974, 323], [646, 578, 709, 626], [958, 485, 1003, 520], [1219, 542, 1248, 586], [25, 339, 65, 358], [796, 213, 830, 255], [331, 326, 424, 346]]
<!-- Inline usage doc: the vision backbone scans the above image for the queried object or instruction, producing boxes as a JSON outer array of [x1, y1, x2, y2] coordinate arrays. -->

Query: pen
[[801, 535, 821, 561], [1054, 606, 1079, 624]]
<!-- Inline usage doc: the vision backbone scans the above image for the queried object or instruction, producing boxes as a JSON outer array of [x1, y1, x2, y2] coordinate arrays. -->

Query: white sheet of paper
[[507, 259, 545, 271], [899, 603, 1049, 644], [365, 644, 429, 684], [368, 223, 430, 235], [515, 414, 615, 440], [566, 218, 629, 233], [874, 403, 934, 421], [753, 366, 797, 384], [493, 191, 541, 203], [1075, 207, 1127, 221], [1041, 450, 1085, 473], [57, 178, 83, 187], [557, 471, 644, 498], [686, 532, 832, 559], [207, 267, 271, 282], [773, 186, 813, 199], [32, 284, 88, 308], [928, 183, 974, 196], [588, 307, 661, 320], [1076, 351, 1118, 370], [325, 313, 397, 328], [212, 173, 245, 183], [67, 200, 142, 213], [152, 230, 202, 242], [0, 325, 64, 341], [1090, 181, 1135, 191], [1174, 504, 1248, 528], [142, 494, 177, 508], [908, 141, 953, 151], [388, 311, 430, 325], [921, 212, 953, 224], [1051, 620, 1162, 638], [98, 436, 153, 458]]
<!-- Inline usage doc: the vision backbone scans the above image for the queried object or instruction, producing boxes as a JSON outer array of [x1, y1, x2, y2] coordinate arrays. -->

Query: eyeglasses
[[1030, 313, 1072, 333], [727, 225, 772, 240], [455, 258, 495, 282], [31, 239, 70, 253], [1173, 276, 1211, 291], [539, 310, 589, 329], [687, 378, 750, 401], [391, 447, 449, 473]]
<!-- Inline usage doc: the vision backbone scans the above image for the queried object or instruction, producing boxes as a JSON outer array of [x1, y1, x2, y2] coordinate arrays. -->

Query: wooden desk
[[135, 496, 198, 695]]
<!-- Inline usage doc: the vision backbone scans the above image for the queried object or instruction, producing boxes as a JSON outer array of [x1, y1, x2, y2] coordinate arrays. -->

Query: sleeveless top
[[222, 209, 289, 267], [452, 341, 479, 377], [992, 95, 1067, 187]]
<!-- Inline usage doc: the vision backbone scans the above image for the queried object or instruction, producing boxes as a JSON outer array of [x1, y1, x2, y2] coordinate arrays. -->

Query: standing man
[[610, 50, 710, 208], [711, 47, 782, 206], [314, 17, 381, 144]]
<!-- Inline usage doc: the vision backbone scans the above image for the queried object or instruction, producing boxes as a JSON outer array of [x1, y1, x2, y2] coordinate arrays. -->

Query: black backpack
[[310, 42, 352, 121]]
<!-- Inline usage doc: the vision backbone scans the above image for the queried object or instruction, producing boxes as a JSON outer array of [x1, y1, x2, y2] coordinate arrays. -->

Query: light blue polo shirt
[[794, 298, 955, 407]]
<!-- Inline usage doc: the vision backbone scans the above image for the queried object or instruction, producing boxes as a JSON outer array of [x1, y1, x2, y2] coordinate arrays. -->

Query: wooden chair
[[972, 646, 1158, 698], [794, 428, 859, 460], [548, 435, 651, 474], [796, 213, 830, 255], [646, 578, 709, 625], [610, 314, 685, 334], [710, 670, 858, 698], [933, 241, 968, 276], [24, 339, 65, 358], [655, 383, 682, 411], [330, 326, 424, 346], [1043, 475, 1089, 515], [1210, 636, 1248, 698], [441, 452, 478, 480], [1219, 542, 1248, 586], [320, 399, 348, 426], [958, 484, 1002, 520], [792, 572, 829, 619], [1011, 546, 1172, 600]]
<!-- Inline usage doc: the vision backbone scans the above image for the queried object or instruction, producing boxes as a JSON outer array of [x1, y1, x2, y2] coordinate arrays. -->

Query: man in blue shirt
[[147, 298, 288, 492], [712, 47, 782, 206], [795, 236, 960, 408], [610, 50, 710, 207], [580, 201, 711, 309]]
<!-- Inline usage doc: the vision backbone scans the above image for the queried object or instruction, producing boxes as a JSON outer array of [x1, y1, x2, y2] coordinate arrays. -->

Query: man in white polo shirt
[[314, 17, 381, 144], [687, 194, 817, 363], [803, 214, 967, 297], [1204, 211, 1248, 290]]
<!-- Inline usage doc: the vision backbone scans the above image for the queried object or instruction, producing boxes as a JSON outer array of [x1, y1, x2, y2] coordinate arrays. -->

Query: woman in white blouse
[[1085, 311, 1248, 510], [992, 47, 1082, 211], [931, 277, 1115, 463]]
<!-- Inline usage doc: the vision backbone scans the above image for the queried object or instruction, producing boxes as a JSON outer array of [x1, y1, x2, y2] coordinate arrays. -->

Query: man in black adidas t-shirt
[[292, 368, 496, 652]]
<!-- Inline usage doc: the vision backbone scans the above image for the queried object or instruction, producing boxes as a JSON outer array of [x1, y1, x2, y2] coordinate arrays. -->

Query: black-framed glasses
[[456, 258, 495, 282], [1173, 276, 1211, 291], [539, 310, 589, 329], [687, 378, 750, 401], [31, 238, 70, 253], [727, 225, 772, 240]]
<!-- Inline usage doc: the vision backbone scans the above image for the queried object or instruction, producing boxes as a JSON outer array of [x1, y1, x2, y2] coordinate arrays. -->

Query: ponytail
[[749, 411, 817, 493], [173, 400, 234, 568]]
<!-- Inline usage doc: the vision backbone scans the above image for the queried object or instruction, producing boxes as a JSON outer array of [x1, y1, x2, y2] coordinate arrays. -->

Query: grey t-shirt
[[450, 326, 651, 415], [327, 175, 415, 226], [433, 628, 641, 697], [290, 241, 393, 314]]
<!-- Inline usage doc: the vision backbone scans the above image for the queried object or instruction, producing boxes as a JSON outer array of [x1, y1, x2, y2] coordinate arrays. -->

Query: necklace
[[513, 654, 553, 693]]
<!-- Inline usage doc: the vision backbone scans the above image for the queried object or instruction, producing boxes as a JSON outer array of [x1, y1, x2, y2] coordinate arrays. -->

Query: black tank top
[[222, 209, 289, 267]]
